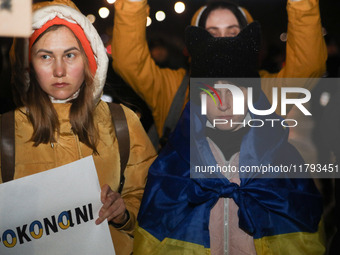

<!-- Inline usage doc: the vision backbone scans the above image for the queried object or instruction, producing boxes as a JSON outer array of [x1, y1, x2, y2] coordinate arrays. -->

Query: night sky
[[31, 0, 340, 51]]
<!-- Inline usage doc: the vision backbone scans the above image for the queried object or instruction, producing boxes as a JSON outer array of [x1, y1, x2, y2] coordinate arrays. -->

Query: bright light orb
[[107, 0, 116, 3], [86, 14, 96, 23], [146, 16, 152, 27], [99, 7, 110, 19], [174, 2, 185, 14], [155, 11, 166, 22]]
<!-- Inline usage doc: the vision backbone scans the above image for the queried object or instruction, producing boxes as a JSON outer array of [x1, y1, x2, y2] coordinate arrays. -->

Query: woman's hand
[[95, 184, 128, 226]]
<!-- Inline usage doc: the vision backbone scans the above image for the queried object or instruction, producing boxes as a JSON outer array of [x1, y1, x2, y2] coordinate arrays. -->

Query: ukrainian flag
[[134, 94, 325, 255]]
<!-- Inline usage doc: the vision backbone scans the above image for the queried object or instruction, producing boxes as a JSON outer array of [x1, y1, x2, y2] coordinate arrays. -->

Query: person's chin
[[52, 93, 72, 100], [215, 124, 235, 131]]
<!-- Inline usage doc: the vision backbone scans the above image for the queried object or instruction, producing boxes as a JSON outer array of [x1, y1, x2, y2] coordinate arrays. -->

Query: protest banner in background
[[0, 156, 116, 255], [0, 0, 31, 37]]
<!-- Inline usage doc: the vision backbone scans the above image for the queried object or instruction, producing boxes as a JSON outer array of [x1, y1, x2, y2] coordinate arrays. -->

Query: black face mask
[[205, 124, 250, 161]]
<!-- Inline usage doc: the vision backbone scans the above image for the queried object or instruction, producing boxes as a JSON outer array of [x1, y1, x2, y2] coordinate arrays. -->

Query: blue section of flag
[[137, 91, 322, 248]]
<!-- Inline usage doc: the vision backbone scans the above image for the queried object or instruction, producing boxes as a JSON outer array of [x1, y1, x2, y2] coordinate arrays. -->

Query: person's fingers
[[100, 184, 112, 203], [96, 185, 127, 225], [96, 185, 116, 225], [106, 198, 126, 222], [100, 191, 119, 213]]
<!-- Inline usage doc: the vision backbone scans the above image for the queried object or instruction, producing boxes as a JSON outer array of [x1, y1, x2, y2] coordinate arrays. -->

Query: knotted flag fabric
[[134, 94, 325, 254]]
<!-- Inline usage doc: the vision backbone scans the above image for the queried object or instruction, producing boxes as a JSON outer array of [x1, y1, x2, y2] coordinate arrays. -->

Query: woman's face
[[31, 26, 85, 100], [205, 9, 241, 37], [202, 81, 248, 131]]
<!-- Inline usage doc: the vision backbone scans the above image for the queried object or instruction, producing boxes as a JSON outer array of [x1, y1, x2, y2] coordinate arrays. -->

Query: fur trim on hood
[[10, 0, 108, 105], [190, 4, 253, 27]]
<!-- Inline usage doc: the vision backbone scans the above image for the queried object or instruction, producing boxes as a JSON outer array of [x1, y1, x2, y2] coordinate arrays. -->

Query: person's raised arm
[[260, 0, 327, 79], [259, 0, 327, 115], [112, 0, 187, 136]]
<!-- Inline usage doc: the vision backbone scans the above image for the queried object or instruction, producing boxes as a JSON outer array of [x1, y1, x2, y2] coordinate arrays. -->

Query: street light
[[87, 14, 96, 23], [174, 2, 185, 14], [99, 7, 110, 19], [155, 11, 166, 22]]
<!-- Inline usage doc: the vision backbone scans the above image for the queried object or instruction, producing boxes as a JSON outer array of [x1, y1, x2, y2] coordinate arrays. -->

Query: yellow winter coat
[[0, 1, 157, 255], [0, 102, 156, 255], [112, 0, 327, 137]]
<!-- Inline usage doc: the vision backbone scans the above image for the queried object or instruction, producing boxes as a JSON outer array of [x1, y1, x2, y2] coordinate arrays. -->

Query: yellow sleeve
[[118, 105, 157, 234], [260, 0, 327, 115], [112, 0, 188, 137]]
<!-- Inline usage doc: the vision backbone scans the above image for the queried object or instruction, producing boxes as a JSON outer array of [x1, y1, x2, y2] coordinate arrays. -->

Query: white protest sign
[[0, 156, 115, 255], [0, 0, 31, 37]]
